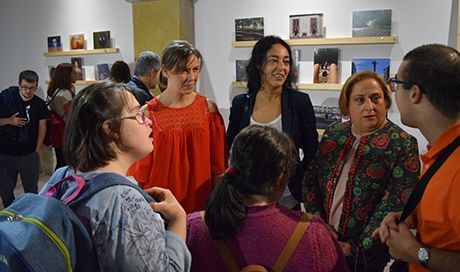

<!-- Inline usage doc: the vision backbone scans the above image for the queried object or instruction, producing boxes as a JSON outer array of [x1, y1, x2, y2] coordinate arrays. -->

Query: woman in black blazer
[[227, 35, 318, 208]]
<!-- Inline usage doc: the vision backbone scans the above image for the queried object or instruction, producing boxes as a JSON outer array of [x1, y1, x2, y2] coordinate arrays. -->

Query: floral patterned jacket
[[302, 120, 420, 270]]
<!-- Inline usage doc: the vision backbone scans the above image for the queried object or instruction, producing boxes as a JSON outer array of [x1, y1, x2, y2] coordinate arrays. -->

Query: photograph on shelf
[[313, 48, 339, 84], [96, 63, 111, 80], [235, 17, 264, 42], [292, 49, 301, 83], [289, 13, 323, 39], [235, 60, 249, 82], [83, 65, 95, 81], [93, 31, 111, 49], [48, 65, 56, 80], [313, 105, 343, 129], [71, 57, 84, 80], [352, 9, 391, 37], [69, 33, 85, 50], [352, 58, 390, 81], [47, 36, 62, 52]]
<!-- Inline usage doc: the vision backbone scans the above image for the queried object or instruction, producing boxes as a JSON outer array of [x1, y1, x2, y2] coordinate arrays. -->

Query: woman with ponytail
[[187, 125, 347, 271]]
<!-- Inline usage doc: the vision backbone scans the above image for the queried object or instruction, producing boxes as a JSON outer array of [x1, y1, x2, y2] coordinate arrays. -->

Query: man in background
[[0, 70, 49, 208], [128, 51, 160, 105]]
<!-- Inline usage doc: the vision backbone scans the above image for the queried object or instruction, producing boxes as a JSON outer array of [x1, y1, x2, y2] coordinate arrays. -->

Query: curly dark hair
[[246, 35, 295, 94]]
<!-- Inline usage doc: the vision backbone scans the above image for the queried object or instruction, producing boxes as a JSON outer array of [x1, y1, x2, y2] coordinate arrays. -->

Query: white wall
[[0, 0, 134, 98], [194, 0, 456, 153]]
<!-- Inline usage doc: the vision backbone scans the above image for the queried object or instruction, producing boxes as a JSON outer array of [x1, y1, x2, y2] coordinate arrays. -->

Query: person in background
[[187, 125, 347, 271], [303, 70, 420, 271], [47, 62, 76, 170], [128, 51, 160, 105], [0, 70, 49, 208], [110, 60, 131, 84], [375, 44, 460, 272], [128, 40, 227, 213], [40, 81, 191, 271], [227, 35, 318, 210]]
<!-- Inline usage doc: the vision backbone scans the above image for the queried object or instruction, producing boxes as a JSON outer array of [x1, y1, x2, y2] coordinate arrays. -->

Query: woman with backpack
[[187, 125, 347, 271], [40, 81, 190, 271]]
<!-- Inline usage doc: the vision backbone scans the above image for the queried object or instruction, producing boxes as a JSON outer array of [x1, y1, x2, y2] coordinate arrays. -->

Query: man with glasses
[[375, 44, 460, 271], [0, 70, 49, 208]]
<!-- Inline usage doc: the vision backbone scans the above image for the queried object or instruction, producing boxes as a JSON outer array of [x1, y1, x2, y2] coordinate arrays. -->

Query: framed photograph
[[290, 13, 323, 39], [71, 57, 84, 80], [352, 58, 390, 81], [69, 34, 85, 50], [235, 60, 249, 82], [313, 48, 339, 84], [96, 63, 111, 80], [47, 36, 62, 52], [93, 31, 111, 49], [235, 17, 264, 42], [352, 9, 392, 37]]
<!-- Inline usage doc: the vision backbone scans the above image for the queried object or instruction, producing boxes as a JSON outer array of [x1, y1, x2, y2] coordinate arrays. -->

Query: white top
[[249, 114, 283, 132]]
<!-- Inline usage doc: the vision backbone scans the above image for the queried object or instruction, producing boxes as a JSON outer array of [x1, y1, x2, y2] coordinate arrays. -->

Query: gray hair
[[134, 51, 160, 76]]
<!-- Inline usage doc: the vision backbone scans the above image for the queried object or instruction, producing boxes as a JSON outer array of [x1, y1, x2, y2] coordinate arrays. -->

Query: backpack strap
[[200, 211, 241, 272], [399, 136, 460, 223], [201, 211, 311, 272], [271, 214, 310, 272]]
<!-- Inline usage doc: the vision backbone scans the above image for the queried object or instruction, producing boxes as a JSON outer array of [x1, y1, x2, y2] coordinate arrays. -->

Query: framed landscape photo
[[47, 36, 62, 52], [69, 34, 85, 50], [290, 13, 324, 39], [93, 31, 111, 49], [235, 17, 264, 42], [352, 9, 392, 37], [352, 58, 390, 81]]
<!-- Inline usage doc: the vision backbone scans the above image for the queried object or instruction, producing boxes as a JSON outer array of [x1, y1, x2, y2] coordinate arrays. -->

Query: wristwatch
[[416, 247, 430, 268]]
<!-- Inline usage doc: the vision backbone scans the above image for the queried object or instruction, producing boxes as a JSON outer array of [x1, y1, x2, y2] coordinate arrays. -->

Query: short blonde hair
[[339, 70, 392, 116]]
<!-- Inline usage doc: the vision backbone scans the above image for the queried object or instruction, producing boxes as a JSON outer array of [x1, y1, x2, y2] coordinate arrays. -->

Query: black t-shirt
[[0, 87, 50, 155]]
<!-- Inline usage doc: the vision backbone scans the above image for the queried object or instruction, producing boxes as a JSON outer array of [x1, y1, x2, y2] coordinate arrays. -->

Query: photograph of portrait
[[93, 31, 111, 49], [313, 48, 339, 84], [71, 57, 84, 80], [47, 36, 62, 52], [235, 60, 249, 82], [352, 9, 392, 37], [97, 63, 111, 80], [290, 13, 324, 39], [69, 34, 85, 50], [352, 58, 390, 81], [235, 17, 264, 42]]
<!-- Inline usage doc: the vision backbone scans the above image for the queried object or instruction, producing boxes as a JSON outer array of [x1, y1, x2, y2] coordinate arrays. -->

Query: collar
[[421, 121, 460, 166]]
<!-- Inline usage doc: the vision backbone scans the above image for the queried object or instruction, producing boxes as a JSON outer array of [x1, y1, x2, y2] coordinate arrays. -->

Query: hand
[[372, 211, 401, 244], [386, 222, 421, 262], [9, 112, 27, 127], [338, 241, 352, 256], [144, 187, 186, 223]]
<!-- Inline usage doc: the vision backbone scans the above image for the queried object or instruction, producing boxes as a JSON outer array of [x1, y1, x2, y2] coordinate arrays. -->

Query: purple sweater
[[187, 203, 348, 272]]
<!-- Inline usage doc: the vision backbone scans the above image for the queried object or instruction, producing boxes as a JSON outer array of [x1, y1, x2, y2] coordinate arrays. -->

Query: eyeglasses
[[387, 77, 412, 92], [116, 111, 149, 125]]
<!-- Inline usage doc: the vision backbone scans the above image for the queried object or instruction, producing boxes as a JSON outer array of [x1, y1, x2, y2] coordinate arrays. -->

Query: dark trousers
[[54, 147, 66, 171], [0, 152, 40, 207]]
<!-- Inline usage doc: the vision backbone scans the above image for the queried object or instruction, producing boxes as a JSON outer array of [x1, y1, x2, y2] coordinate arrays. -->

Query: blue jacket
[[127, 76, 153, 106], [227, 88, 319, 200]]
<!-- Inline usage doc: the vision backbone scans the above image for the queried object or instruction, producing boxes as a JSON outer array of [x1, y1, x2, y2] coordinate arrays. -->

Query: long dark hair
[[246, 35, 295, 94], [205, 125, 297, 240], [47, 63, 74, 97]]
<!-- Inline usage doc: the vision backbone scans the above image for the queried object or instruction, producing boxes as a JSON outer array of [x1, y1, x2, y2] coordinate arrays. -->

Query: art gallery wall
[[0, 0, 134, 99], [195, 0, 457, 152]]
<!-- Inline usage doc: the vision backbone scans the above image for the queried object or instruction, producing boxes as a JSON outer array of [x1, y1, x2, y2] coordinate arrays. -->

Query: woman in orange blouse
[[128, 40, 227, 213]]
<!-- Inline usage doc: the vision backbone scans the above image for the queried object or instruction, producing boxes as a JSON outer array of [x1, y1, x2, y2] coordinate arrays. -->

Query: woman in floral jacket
[[302, 71, 420, 271]]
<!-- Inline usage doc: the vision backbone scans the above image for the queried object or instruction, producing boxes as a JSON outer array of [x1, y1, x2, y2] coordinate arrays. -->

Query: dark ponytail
[[205, 125, 297, 240]]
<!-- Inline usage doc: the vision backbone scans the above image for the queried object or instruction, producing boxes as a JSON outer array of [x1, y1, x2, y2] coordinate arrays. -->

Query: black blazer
[[227, 88, 318, 200]]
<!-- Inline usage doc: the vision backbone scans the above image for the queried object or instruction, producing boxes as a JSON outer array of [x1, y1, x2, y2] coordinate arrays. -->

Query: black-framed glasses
[[115, 111, 148, 125], [387, 77, 412, 92]]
